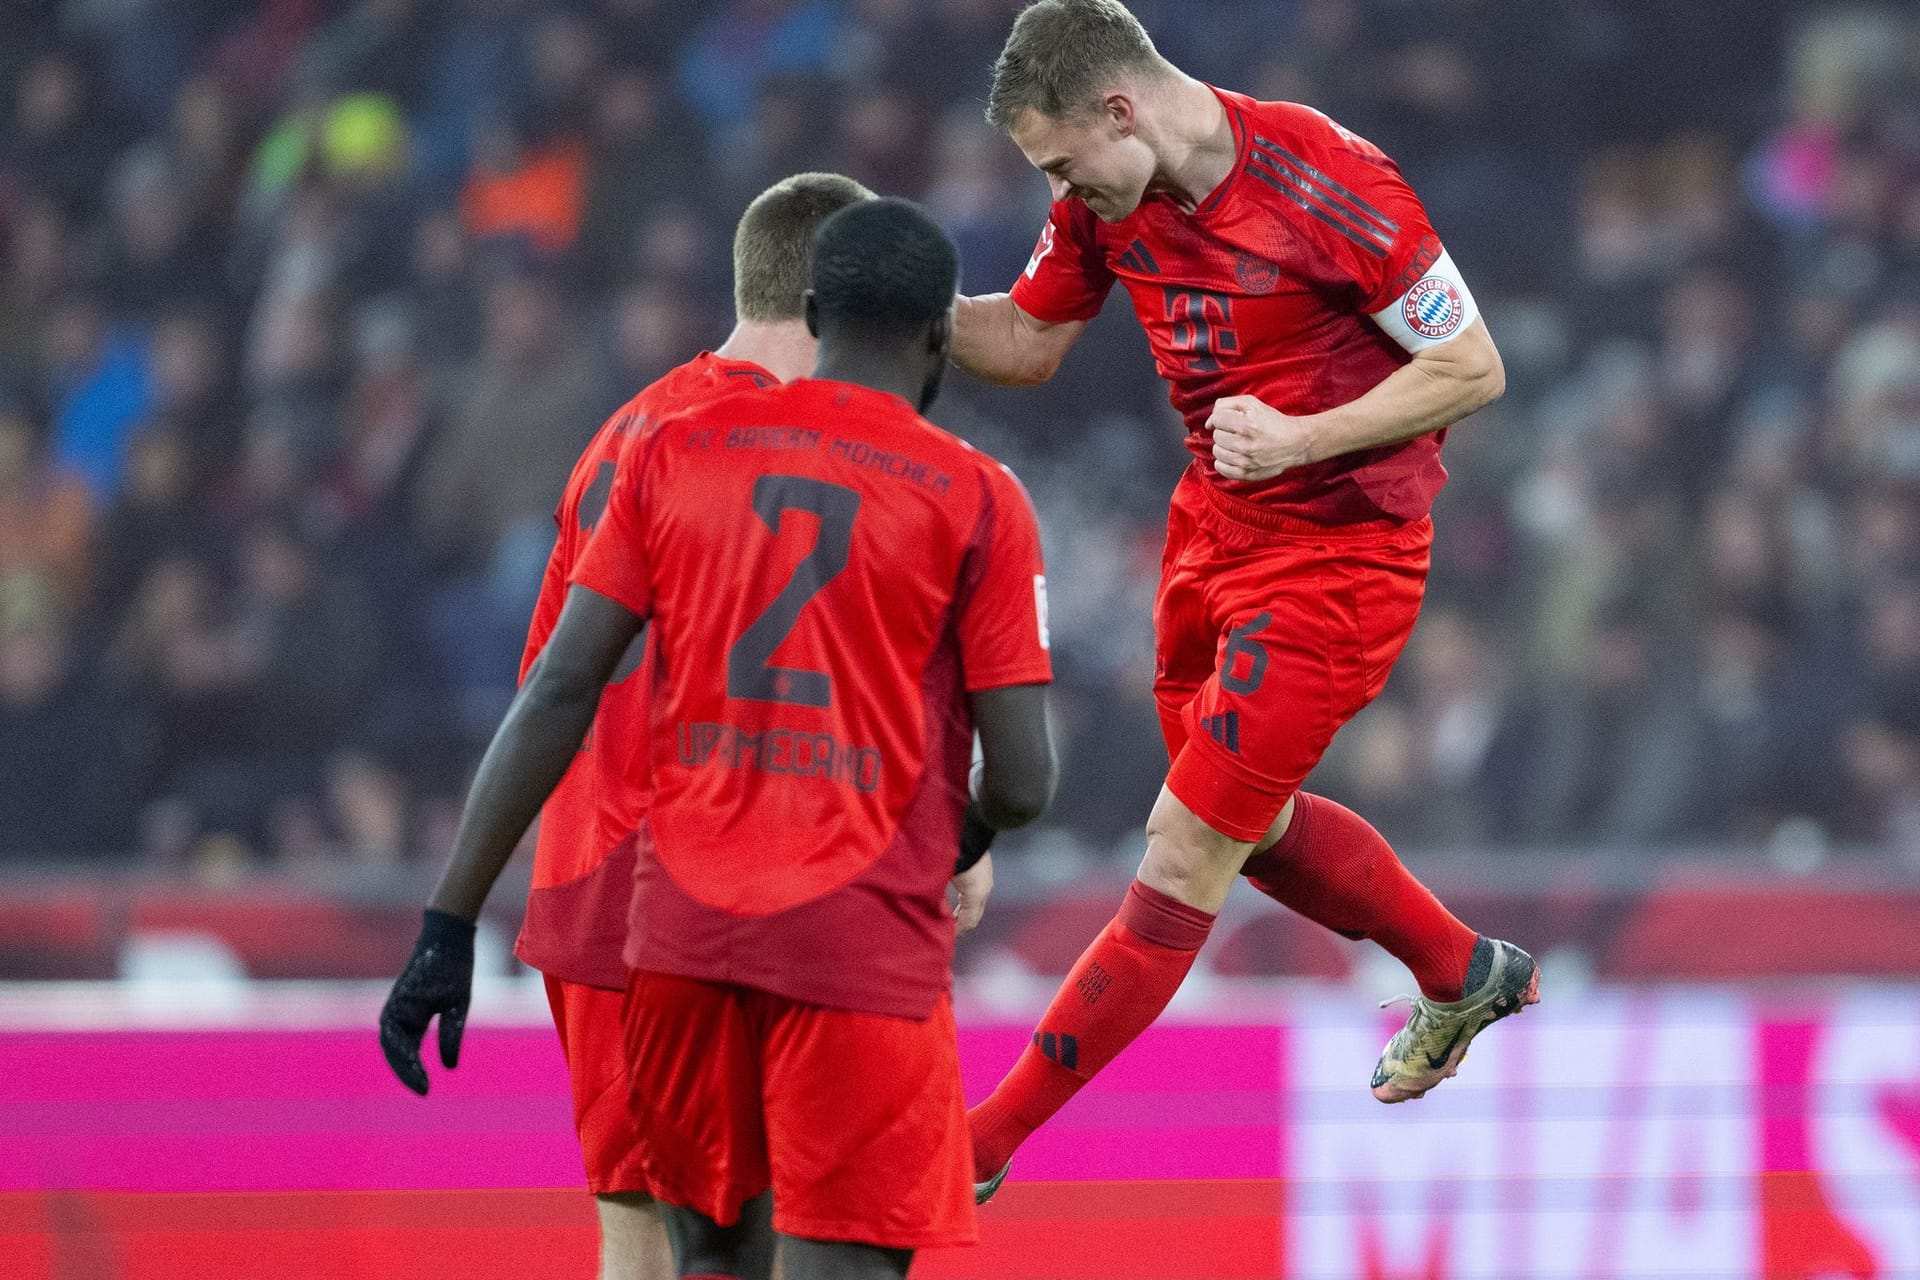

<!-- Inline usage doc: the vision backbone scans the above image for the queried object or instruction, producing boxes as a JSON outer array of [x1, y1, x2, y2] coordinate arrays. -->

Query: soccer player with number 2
[[382, 172, 1002, 1280], [394, 196, 1056, 1280], [956, 0, 1540, 1199]]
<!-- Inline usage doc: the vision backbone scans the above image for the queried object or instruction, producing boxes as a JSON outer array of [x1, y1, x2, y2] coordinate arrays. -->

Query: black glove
[[379, 909, 476, 1096], [954, 804, 996, 876]]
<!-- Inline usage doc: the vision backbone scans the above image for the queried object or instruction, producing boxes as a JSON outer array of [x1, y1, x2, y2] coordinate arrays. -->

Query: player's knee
[[595, 1193, 669, 1280], [595, 1191, 660, 1233], [1247, 795, 1297, 859], [1140, 786, 1251, 911], [594, 1193, 666, 1274]]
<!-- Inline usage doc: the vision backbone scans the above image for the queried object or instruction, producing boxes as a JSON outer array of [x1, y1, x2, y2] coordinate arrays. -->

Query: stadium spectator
[[293, 0, 439, 108], [674, 0, 846, 133], [0, 590, 127, 857], [41, 292, 153, 503], [460, 112, 588, 257], [0, 201, 75, 390], [0, 406, 93, 609], [92, 429, 200, 621], [1502, 605, 1701, 845], [8, 50, 115, 221], [576, 68, 708, 290], [104, 152, 226, 317], [415, 268, 600, 717], [1396, 609, 1513, 848]]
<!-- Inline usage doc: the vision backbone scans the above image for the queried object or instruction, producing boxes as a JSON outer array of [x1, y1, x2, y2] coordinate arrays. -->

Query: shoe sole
[[974, 1159, 1011, 1206], [1372, 954, 1541, 1104]]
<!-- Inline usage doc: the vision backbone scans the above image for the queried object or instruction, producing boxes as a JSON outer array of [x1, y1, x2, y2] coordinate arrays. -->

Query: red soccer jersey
[[571, 378, 1052, 1019], [514, 352, 776, 990], [1011, 87, 1482, 524]]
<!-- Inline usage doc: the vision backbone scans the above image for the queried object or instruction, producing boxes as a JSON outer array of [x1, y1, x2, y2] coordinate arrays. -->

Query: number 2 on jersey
[[726, 474, 862, 708]]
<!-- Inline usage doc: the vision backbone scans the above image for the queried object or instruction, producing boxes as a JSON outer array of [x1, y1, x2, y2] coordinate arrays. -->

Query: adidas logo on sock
[[1032, 1030, 1079, 1070]]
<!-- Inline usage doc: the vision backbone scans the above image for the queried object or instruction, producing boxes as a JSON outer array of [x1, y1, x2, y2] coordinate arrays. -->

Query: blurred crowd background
[[3, 0, 1919, 881]]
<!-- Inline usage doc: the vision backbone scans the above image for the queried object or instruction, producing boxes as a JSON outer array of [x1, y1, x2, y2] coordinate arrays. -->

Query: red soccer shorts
[[544, 974, 650, 1196], [620, 970, 977, 1251], [1153, 466, 1431, 842]]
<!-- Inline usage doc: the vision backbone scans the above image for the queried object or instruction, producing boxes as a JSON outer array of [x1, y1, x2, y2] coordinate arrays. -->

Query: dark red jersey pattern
[[1012, 88, 1456, 524], [571, 378, 1052, 1019], [513, 352, 776, 990]]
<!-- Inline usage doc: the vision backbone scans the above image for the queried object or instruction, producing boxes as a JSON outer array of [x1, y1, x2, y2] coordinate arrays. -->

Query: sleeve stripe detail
[[1246, 158, 1390, 258], [1251, 136, 1401, 235], [1247, 149, 1397, 247]]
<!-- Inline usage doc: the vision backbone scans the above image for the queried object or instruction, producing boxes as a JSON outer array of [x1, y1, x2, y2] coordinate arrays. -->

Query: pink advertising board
[[4, 989, 1919, 1277]]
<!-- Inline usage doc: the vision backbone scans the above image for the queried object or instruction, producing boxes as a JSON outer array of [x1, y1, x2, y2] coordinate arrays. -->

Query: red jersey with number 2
[[1012, 87, 1482, 525], [514, 352, 776, 990], [571, 378, 1052, 1018]]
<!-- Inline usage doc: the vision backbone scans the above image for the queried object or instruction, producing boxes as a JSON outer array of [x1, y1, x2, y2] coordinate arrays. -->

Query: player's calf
[[1136, 783, 1263, 913], [1240, 791, 1480, 1001], [968, 786, 1240, 1182]]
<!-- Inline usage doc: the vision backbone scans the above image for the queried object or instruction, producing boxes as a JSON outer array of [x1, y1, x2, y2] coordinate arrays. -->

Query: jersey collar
[[1192, 84, 1252, 219], [696, 350, 779, 388]]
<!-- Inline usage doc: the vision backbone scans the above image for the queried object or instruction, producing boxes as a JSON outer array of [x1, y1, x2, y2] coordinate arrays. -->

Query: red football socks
[[1241, 791, 1477, 1001], [968, 880, 1215, 1181]]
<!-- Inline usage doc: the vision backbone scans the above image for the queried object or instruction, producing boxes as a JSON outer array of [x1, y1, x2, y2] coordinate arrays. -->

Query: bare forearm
[[1307, 365, 1496, 458], [954, 294, 1034, 384], [428, 668, 604, 921], [1303, 326, 1505, 463], [952, 294, 1081, 387]]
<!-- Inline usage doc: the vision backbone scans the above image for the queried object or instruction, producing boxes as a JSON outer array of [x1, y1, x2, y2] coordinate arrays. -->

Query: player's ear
[[928, 307, 954, 362], [1106, 92, 1136, 137], [803, 291, 820, 339]]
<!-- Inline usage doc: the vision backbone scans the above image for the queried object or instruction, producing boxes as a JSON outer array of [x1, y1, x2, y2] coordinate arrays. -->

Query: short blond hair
[[732, 172, 875, 322], [987, 0, 1168, 130]]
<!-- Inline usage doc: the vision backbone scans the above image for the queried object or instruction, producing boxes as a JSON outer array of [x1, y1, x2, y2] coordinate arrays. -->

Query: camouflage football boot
[[1371, 936, 1539, 1103]]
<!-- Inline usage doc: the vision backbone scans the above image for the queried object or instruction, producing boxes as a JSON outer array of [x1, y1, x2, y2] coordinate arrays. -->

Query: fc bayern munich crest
[[1403, 274, 1464, 339], [1234, 251, 1278, 295]]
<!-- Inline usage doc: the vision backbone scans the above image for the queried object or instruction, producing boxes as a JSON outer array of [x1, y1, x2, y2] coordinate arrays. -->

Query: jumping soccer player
[[378, 172, 989, 1280], [953, 0, 1539, 1196], [393, 197, 1055, 1280]]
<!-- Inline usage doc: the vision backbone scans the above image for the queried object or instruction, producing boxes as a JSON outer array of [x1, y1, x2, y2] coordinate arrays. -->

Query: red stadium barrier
[[1603, 872, 1920, 979], [4, 867, 1918, 981]]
